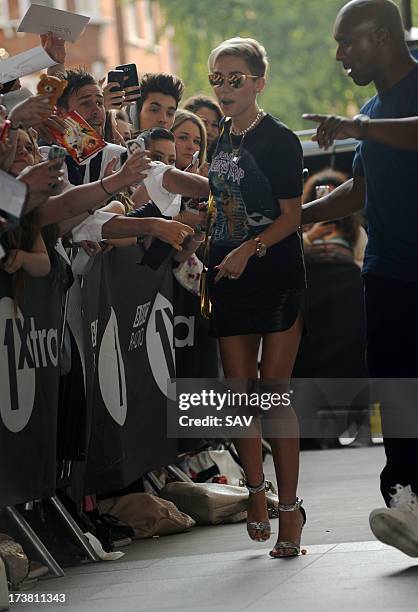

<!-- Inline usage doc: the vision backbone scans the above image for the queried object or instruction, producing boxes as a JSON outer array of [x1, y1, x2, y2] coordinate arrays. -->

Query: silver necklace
[[230, 108, 265, 163]]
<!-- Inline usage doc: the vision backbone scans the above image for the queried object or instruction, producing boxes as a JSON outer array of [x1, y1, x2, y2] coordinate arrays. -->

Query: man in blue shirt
[[303, 0, 418, 557]]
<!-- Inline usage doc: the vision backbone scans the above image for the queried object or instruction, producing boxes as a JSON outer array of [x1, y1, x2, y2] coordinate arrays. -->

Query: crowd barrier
[[0, 244, 219, 506]]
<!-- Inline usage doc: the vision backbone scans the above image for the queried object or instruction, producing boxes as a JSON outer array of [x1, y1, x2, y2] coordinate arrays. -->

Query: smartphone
[[315, 185, 333, 198], [184, 150, 200, 171], [47, 145, 66, 182], [126, 136, 145, 157], [0, 120, 11, 143], [115, 63, 140, 97], [107, 70, 125, 93], [48, 144, 67, 161]]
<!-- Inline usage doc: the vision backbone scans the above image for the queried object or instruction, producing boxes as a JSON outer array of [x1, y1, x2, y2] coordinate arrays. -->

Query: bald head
[[333, 0, 413, 90], [336, 0, 405, 44]]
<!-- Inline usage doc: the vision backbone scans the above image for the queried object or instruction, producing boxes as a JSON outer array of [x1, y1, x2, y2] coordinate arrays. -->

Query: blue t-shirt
[[353, 63, 418, 282]]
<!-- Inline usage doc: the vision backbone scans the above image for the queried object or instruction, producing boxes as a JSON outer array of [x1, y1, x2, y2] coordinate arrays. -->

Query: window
[[143, 0, 156, 46], [124, 3, 141, 42], [74, 0, 100, 18], [19, 1, 67, 17], [0, 1, 10, 25], [125, 0, 157, 46]]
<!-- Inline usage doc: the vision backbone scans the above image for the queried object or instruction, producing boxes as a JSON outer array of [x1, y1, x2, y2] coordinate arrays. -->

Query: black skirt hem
[[209, 290, 305, 338]]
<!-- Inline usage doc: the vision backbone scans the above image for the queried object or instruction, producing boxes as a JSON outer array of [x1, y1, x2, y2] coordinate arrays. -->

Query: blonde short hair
[[208, 37, 269, 77]]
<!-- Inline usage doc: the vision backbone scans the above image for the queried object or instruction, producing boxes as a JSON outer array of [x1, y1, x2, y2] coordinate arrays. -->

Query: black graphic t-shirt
[[207, 114, 306, 301]]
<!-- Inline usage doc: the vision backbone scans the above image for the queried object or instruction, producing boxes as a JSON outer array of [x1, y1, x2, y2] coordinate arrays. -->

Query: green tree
[[154, 0, 375, 131]]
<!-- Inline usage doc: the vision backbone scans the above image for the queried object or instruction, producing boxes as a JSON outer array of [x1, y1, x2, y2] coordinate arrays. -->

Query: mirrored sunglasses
[[208, 73, 259, 88]]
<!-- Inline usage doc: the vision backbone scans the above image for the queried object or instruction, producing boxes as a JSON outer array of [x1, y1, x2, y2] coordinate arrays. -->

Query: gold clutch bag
[[199, 193, 215, 319]]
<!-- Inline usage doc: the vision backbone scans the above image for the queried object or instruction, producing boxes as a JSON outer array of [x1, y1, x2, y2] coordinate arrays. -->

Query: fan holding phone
[[104, 70, 126, 111], [104, 64, 141, 112]]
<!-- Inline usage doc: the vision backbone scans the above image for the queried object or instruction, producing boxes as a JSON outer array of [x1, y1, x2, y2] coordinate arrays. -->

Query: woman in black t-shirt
[[207, 37, 306, 558]]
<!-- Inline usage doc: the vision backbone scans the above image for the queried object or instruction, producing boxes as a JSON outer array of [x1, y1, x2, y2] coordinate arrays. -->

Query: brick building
[[0, 0, 176, 86]]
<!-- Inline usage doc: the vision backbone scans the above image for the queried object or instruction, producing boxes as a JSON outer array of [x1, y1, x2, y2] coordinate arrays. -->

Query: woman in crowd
[[183, 94, 223, 161], [171, 109, 207, 171], [115, 110, 132, 143], [128, 127, 206, 229], [2, 129, 51, 279], [104, 109, 132, 147], [302, 168, 367, 267], [206, 37, 306, 558], [0, 116, 197, 253]]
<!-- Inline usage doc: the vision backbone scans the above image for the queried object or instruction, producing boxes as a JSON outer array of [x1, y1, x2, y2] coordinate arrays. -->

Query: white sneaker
[[369, 484, 418, 557]]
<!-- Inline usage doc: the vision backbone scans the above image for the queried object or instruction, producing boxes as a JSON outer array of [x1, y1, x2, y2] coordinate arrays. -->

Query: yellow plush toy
[[37, 74, 68, 108]]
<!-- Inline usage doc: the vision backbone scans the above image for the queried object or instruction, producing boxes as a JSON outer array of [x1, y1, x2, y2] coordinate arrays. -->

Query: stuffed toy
[[37, 74, 67, 107]]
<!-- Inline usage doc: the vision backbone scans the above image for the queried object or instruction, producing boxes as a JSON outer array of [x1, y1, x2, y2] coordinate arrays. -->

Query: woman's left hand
[[3, 249, 25, 274], [214, 241, 254, 283], [197, 162, 210, 177]]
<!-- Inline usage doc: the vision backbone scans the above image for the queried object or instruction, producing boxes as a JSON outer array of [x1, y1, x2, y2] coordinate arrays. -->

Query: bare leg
[[260, 314, 304, 556], [219, 334, 270, 540]]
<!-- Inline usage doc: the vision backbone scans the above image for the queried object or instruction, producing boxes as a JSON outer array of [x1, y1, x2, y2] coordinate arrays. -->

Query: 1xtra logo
[[0, 297, 58, 433]]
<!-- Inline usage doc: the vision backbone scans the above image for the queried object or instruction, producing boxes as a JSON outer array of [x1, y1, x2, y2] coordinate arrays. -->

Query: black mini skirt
[[209, 288, 304, 338], [207, 239, 306, 338]]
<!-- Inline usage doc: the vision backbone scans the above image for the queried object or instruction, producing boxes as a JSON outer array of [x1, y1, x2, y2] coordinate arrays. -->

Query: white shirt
[[143, 162, 181, 217], [0, 169, 27, 218]]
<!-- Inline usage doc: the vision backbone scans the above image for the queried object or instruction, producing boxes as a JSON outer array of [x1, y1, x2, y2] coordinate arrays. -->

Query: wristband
[[100, 177, 114, 197], [352, 114, 370, 140], [303, 233, 313, 246]]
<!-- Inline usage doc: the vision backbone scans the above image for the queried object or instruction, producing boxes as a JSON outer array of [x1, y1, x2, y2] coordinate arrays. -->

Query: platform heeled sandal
[[245, 478, 271, 542], [269, 497, 306, 558]]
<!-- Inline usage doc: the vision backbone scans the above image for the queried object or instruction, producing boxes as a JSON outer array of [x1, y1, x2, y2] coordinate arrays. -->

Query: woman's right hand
[[150, 218, 194, 251], [305, 222, 336, 242]]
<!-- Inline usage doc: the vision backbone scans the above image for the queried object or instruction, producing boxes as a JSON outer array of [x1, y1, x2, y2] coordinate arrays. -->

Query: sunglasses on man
[[208, 73, 260, 89]]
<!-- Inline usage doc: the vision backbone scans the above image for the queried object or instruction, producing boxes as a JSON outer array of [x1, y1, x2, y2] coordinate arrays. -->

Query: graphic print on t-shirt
[[210, 150, 248, 242], [210, 146, 277, 246]]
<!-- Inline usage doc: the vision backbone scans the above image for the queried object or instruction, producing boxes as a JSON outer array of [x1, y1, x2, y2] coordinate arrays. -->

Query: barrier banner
[[173, 280, 219, 379], [0, 271, 61, 507], [83, 246, 179, 494]]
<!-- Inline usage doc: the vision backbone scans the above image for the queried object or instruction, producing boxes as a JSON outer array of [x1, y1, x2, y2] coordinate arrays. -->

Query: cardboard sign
[[0, 47, 56, 84], [18, 3, 90, 43]]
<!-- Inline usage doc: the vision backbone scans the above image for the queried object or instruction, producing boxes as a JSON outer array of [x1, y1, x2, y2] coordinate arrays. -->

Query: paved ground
[[10, 445, 418, 612]]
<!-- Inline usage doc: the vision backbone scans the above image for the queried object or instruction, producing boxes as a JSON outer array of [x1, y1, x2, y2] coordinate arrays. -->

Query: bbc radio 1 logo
[[146, 293, 196, 397], [98, 307, 127, 426], [0, 297, 59, 433]]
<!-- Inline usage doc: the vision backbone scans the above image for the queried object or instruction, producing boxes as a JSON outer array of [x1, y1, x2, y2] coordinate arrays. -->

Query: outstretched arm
[[162, 167, 210, 198], [303, 113, 418, 152], [101, 217, 194, 252], [37, 151, 151, 226], [302, 175, 365, 225]]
